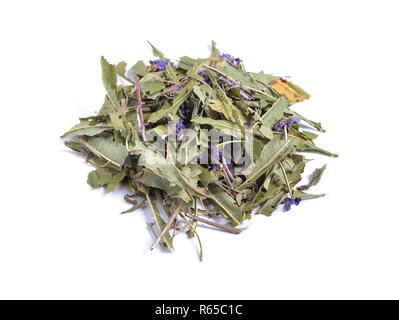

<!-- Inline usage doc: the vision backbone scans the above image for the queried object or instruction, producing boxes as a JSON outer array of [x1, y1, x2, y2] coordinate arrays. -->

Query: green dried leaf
[[87, 168, 113, 188], [239, 136, 292, 190], [109, 114, 126, 137], [147, 80, 196, 123], [191, 117, 241, 138], [258, 97, 290, 129], [61, 42, 337, 261], [293, 189, 326, 199], [146, 190, 173, 250], [148, 42, 166, 59], [211, 40, 220, 57], [130, 60, 149, 77], [298, 164, 327, 191], [284, 133, 337, 157], [178, 56, 196, 71], [208, 184, 243, 225], [61, 120, 112, 138], [81, 135, 129, 168], [121, 199, 146, 214]]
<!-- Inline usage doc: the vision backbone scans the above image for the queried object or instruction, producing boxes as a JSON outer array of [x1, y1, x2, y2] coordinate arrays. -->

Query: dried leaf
[[270, 78, 310, 102], [298, 165, 327, 191]]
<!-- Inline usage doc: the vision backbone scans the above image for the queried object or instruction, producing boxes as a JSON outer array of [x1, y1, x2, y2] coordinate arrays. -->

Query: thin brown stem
[[150, 203, 182, 251], [215, 181, 235, 198], [172, 224, 189, 240], [186, 213, 246, 235], [219, 182, 240, 193], [157, 80, 188, 97], [147, 223, 165, 246]]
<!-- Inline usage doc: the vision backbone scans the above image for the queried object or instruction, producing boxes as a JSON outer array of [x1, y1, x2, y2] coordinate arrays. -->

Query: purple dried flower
[[220, 53, 234, 61], [180, 102, 189, 114], [286, 117, 300, 128], [246, 121, 252, 127], [273, 121, 285, 132], [273, 116, 300, 131], [199, 69, 211, 85], [294, 197, 302, 205], [149, 59, 168, 71], [221, 76, 234, 86], [175, 118, 185, 134], [284, 197, 302, 211], [210, 164, 219, 170], [233, 57, 243, 66], [220, 53, 243, 67]]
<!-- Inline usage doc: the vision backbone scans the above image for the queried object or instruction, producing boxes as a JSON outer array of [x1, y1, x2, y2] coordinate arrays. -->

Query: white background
[[0, 0, 398, 299]]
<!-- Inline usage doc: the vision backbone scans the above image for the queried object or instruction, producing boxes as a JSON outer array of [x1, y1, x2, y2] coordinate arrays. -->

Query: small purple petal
[[284, 197, 302, 211], [233, 57, 243, 66], [273, 122, 285, 132], [220, 53, 234, 61], [284, 198, 295, 211], [175, 118, 185, 134], [150, 59, 168, 71], [286, 117, 300, 128], [294, 197, 302, 205], [199, 69, 211, 85], [220, 54, 242, 67]]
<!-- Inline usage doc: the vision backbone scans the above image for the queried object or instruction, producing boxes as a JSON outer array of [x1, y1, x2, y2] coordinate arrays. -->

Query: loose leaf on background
[[298, 164, 327, 190], [293, 189, 326, 199], [283, 133, 338, 157]]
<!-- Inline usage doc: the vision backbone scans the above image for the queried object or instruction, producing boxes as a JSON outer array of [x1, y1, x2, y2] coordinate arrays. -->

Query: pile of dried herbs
[[62, 42, 337, 260]]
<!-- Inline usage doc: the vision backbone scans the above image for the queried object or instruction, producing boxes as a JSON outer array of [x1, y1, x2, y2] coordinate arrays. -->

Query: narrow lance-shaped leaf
[[148, 41, 166, 59], [61, 120, 112, 138], [280, 133, 338, 157], [238, 136, 292, 190], [208, 184, 243, 225], [121, 199, 147, 214], [145, 190, 174, 250], [80, 135, 129, 167], [101, 56, 124, 116]]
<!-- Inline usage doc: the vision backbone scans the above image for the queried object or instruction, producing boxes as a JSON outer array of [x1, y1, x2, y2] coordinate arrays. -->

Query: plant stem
[[150, 203, 182, 251], [134, 73, 146, 142], [279, 161, 293, 197], [157, 80, 188, 97], [186, 213, 246, 235]]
